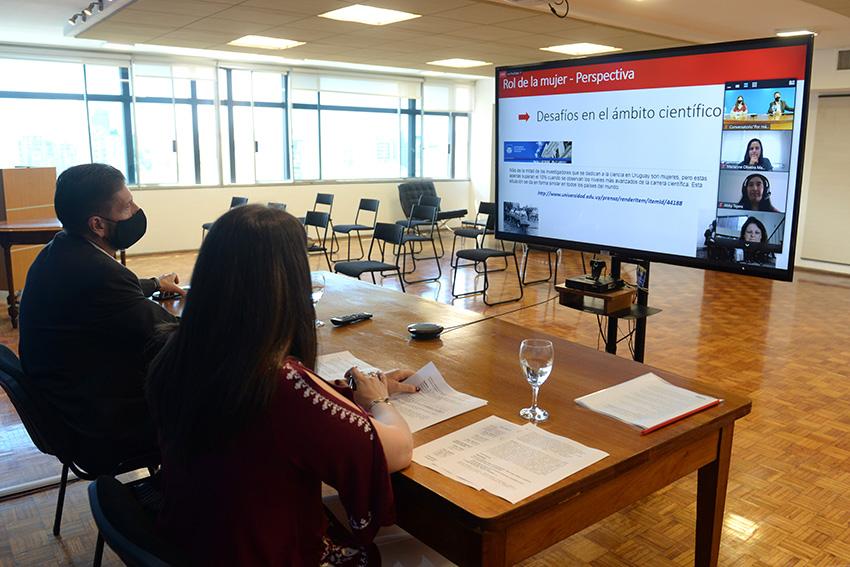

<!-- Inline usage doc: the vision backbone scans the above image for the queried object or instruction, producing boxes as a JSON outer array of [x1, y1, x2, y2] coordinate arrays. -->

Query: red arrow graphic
[[518, 112, 530, 121]]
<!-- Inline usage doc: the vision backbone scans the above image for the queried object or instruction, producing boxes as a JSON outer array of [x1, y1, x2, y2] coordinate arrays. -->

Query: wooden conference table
[[164, 273, 751, 566], [0, 219, 62, 328]]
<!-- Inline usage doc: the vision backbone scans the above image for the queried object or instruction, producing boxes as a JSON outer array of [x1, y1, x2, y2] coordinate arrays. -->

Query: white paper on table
[[413, 416, 609, 504], [391, 362, 487, 433], [316, 351, 379, 382], [574, 372, 721, 431]]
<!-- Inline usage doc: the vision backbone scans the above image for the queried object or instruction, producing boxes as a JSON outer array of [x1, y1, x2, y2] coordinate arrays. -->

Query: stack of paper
[[575, 372, 721, 434], [315, 352, 487, 433], [413, 416, 609, 504]]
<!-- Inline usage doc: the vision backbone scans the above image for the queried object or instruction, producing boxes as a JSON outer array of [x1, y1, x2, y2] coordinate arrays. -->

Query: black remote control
[[330, 312, 373, 327]]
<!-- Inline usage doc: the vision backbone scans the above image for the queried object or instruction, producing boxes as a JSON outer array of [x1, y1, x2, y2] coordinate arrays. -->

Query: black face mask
[[103, 209, 147, 250], [775, 95, 781, 100]]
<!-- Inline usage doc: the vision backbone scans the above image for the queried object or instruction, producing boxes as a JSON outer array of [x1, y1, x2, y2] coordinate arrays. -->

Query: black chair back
[[304, 211, 330, 229], [408, 204, 437, 225], [373, 222, 405, 246], [89, 476, 183, 567], [0, 345, 66, 460], [418, 195, 441, 211], [354, 198, 380, 227], [398, 180, 437, 217], [229, 196, 248, 208], [315, 193, 334, 206], [267, 202, 286, 211]]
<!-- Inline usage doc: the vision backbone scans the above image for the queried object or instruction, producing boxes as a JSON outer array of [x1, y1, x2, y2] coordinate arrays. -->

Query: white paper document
[[316, 351, 379, 381], [391, 362, 487, 433], [413, 416, 609, 504], [316, 354, 486, 433], [574, 372, 721, 432]]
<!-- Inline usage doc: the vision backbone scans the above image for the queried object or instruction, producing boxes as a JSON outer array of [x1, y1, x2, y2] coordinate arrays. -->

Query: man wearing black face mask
[[767, 91, 794, 116], [19, 163, 182, 470]]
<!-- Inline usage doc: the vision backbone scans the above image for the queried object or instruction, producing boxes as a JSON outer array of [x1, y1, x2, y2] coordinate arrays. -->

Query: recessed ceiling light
[[776, 30, 817, 37], [319, 4, 420, 26], [540, 43, 622, 56], [426, 58, 492, 68], [227, 35, 306, 50]]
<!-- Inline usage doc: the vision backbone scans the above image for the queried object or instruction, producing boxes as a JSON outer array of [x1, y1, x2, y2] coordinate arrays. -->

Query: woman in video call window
[[730, 95, 748, 116], [739, 216, 773, 263], [737, 173, 780, 212], [739, 138, 773, 171]]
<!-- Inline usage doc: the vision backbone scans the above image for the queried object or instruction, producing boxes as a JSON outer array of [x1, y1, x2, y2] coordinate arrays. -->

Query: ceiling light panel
[[541, 42, 621, 55], [319, 4, 421, 26], [427, 58, 492, 68], [227, 35, 306, 49]]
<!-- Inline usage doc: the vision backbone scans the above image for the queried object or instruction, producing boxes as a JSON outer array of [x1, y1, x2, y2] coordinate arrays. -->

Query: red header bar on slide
[[498, 45, 808, 98]]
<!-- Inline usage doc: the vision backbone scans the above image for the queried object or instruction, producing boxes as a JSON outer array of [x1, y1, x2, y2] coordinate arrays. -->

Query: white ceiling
[[0, 0, 847, 77]]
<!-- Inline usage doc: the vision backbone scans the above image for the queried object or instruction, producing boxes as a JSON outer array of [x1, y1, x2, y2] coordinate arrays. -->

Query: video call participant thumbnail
[[737, 173, 780, 213], [768, 91, 794, 116], [739, 138, 773, 171]]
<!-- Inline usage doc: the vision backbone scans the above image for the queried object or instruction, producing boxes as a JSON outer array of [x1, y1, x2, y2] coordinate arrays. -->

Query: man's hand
[[158, 272, 186, 297]]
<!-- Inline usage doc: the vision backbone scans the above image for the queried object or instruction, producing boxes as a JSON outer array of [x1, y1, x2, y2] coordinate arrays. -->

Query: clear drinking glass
[[311, 273, 326, 327], [519, 339, 554, 422]]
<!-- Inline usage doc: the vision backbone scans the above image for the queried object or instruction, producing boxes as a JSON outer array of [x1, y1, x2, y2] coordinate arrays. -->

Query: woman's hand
[[348, 367, 390, 409], [382, 368, 418, 395]]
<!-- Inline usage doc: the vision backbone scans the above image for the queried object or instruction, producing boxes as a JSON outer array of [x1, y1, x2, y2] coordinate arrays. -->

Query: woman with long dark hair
[[739, 138, 773, 171], [736, 173, 780, 212], [147, 204, 414, 566]]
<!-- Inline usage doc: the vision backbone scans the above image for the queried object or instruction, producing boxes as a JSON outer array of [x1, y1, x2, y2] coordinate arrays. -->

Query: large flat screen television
[[495, 36, 813, 281]]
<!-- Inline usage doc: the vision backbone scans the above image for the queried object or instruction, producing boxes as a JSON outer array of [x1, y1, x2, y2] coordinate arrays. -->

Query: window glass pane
[[424, 84, 450, 111], [320, 92, 398, 109], [174, 104, 195, 185], [135, 102, 177, 184], [219, 106, 232, 182], [423, 114, 449, 178], [218, 68, 229, 100], [87, 100, 128, 174], [230, 69, 253, 101], [454, 115, 469, 179], [252, 72, 285, 103], [292, 108, 319, 180], [0, 99, 89, 172], [320, 110, 400, 179], [232, 105, 255, 184], [292, 89, 317, 104], [134, 76, 172, 99], [0, 59, 84, 93], [197, 104, 219, 185], [253, 106, 286, 182], [85, 64, 125, 95], [196, 80, 215, 101], [173, 78, 191, 100], [454, 85, 472, 112]]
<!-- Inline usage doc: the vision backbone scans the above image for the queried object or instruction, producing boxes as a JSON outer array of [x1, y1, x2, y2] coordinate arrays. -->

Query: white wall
[[129, 180, 471, 255], [795, 47, 850, 275], [470, 78, 496, 208]]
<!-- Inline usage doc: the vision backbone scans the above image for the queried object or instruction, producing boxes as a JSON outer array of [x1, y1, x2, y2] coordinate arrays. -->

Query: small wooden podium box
[[555, 284, 636, 315]]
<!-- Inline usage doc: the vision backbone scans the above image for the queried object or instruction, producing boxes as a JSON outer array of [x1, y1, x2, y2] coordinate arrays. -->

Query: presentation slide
[[496, 40, 810, 278]]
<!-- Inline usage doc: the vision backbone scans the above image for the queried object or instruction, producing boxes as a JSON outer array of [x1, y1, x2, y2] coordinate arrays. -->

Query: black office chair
[[304, 211, 332, 271], [88, 475, 185, 567], [397, 180, 467, 228], [267, 202, 287, 211], [400, 204, 441, 285], [331, 198, 379, 262], [450, 202, 505, 270], [451, 242, 524, 306], [0, 345, 158, 539], [334, 222, 406, 292], [299, 193, 336, 253], [521, 245, 561, 286], [201, 196, 248, 240]]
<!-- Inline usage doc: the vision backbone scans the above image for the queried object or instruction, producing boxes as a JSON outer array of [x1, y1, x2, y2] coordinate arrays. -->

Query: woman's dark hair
[[740, 216, 767, 243], [54, 163, 126, 235], [147, 204, 317, 456]]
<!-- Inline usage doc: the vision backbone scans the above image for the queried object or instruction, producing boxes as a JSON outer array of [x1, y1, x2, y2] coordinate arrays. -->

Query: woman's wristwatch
[[365, 397, 391, 413]]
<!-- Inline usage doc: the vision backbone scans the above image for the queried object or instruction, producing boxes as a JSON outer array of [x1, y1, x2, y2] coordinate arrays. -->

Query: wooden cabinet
[[0, 167, 57, 291]]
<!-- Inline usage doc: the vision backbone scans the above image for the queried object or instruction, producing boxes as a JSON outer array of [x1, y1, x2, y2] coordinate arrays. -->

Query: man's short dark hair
[[54, 164, 126, 235]]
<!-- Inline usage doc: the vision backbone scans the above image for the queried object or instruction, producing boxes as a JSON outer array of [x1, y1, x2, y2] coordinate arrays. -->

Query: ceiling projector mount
[[502, 0, 570, 18]]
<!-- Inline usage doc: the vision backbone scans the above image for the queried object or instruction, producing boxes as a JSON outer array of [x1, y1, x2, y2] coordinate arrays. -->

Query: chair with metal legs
[[399, 204, 441, 285], [521, 245, 561, 286], [0, 345, 158, 544], [299, 193, 337, 253], [304, 211, 333, 271], [450, 201, 505, 271], [334, 222, 406, 292], [451, 241, 524, 306], [331, 198, 379, 262]]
